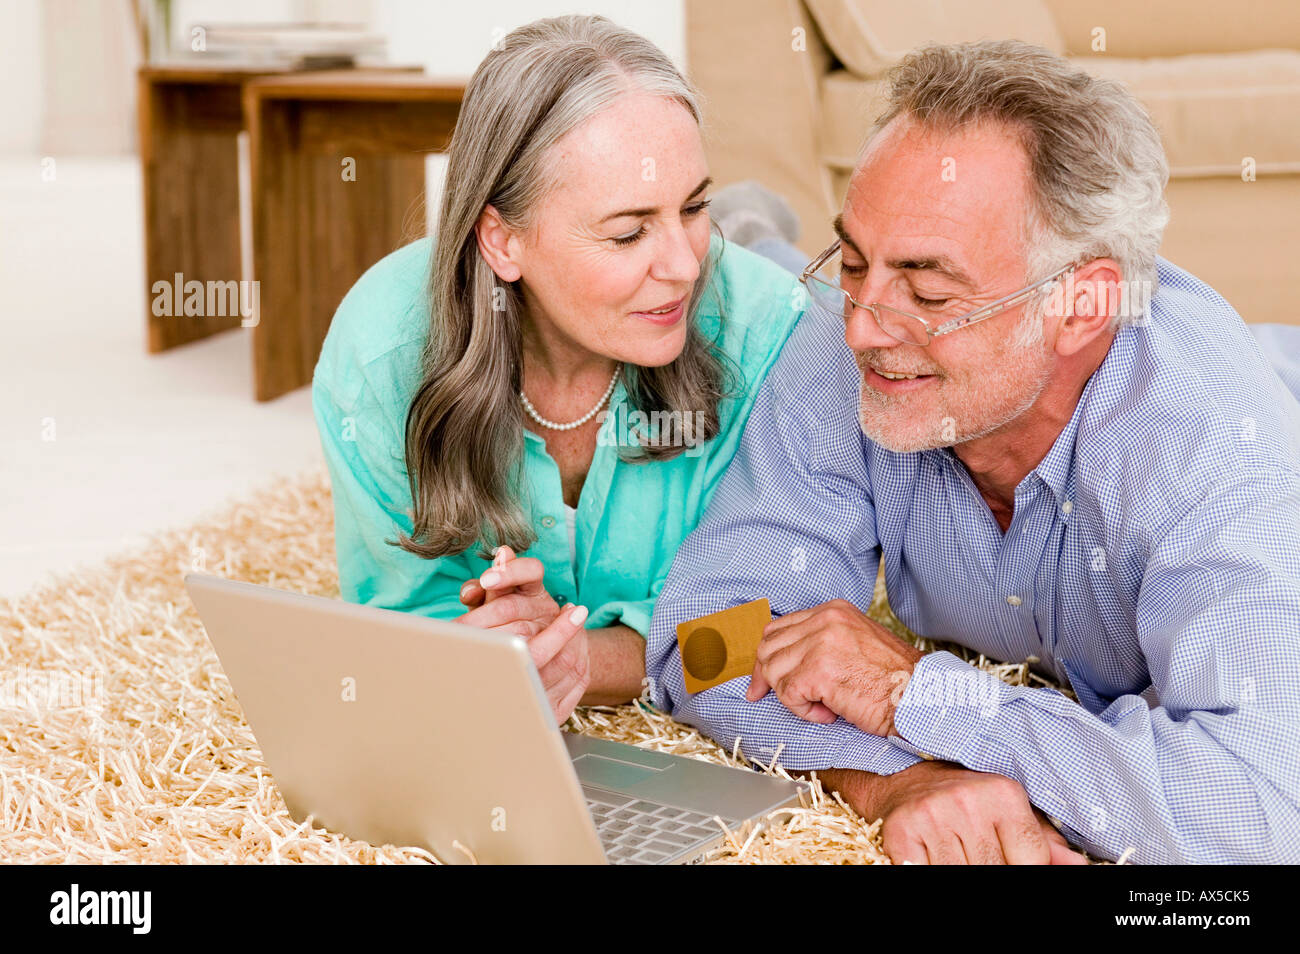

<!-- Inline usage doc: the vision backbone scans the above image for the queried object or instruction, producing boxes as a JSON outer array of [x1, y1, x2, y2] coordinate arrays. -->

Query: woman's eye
[[611, 227, 645, 247], [683, 199, 711, 217]]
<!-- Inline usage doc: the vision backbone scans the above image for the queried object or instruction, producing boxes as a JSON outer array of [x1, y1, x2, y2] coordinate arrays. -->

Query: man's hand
[[821, 762, 1088, 865], [746, 599, 923, 736]]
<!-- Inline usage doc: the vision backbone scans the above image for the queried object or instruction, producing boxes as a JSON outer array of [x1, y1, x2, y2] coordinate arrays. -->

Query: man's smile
[[862, 364, 938, 392]]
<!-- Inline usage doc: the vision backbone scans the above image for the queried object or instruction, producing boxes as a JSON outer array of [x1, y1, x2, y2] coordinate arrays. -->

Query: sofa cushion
[[818, 70, 889, 168], [805, 0, 1064, 77], [817, 51, 1300, 178], [1076, 50, 1300, 175], [1044, 0, 1300, 57]]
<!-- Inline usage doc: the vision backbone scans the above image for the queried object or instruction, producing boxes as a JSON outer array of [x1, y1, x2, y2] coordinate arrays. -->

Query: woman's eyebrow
[[597, 176, 713, 224]]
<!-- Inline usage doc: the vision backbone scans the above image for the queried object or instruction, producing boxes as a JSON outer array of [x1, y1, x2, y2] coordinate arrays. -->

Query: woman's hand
[[456, 546, 560, 637], [526, 603, 592, 724], [457, 545, 514, 611], [456, 546, 590, 723]]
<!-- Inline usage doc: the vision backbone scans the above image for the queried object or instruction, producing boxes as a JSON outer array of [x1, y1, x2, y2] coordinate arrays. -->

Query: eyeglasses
[[799, 240, 1076, 347]]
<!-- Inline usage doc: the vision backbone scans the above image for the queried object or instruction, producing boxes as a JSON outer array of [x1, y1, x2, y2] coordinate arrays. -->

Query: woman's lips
[[863, 365, 937, 393], [632, 298, 685, 327]]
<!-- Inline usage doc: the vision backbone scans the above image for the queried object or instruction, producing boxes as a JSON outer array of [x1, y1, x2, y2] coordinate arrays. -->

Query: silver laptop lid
[[184, 574, 606, 864]]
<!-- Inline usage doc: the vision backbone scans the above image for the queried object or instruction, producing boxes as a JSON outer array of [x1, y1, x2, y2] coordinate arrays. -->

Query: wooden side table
[[137, 65, 463, 400], [137, 64, 288, 354], [244, 72, 464, 401]]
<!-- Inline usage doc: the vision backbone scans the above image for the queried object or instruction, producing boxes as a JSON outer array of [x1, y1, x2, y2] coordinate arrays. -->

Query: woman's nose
[[650, 226, 702, 285]]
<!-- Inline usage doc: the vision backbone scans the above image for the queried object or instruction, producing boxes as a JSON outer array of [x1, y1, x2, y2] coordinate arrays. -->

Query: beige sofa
[[687, 0, 1300, 326]]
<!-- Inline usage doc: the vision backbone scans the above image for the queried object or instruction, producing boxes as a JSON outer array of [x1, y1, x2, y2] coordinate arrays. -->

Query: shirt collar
[[1031, 324, 1139, 507]]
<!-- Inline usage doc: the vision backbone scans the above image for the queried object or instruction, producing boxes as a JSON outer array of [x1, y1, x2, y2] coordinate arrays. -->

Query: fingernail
[[481, 570, 501, 586], [493, 547, 508, 566], [569, 605, 588, 626], [460, 582, 473, 597]]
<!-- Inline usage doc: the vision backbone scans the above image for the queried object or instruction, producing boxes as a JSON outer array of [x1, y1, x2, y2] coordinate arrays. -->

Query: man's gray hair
[[869, 40, 1169, 325]]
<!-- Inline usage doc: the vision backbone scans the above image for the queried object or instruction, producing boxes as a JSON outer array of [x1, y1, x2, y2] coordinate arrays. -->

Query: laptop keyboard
[[584, 786, 736, 865]]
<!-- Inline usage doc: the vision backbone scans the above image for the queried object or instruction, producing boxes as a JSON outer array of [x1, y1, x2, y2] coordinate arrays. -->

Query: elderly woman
[[311, 15, 805, 724]]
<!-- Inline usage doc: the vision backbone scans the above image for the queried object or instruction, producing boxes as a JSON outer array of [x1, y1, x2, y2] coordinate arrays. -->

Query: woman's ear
[[475, 204, 523, 282]]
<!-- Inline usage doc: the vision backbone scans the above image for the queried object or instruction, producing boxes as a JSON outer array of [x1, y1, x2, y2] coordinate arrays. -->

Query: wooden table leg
[[247, 92, 458, 401], [138, 74, 246, 352]]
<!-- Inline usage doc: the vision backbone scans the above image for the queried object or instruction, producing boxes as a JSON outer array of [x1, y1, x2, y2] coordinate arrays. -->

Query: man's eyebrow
[[834, 214, 974, 286], [832, 214, 862, 255], [885, 256, 974, 287], [597, 176, 712, 224]]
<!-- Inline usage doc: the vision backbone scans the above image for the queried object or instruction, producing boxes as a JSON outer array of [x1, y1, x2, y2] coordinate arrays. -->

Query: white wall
[[0, 0, 44, 154], [376, 0, 685, 74], [370, 0, 685, 233], [0, 0, 684, 156], [171, 0, 683, 73]]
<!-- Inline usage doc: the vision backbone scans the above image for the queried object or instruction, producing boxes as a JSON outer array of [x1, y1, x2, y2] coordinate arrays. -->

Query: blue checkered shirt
[[647, 258, 1300, 863]]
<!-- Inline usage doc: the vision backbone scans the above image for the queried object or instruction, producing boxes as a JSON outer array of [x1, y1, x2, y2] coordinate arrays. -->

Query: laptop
[[184, 573, 805, 864]]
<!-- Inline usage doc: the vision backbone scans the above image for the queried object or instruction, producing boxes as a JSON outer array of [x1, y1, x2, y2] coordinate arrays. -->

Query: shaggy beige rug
[[0, 468, 1087, 864]]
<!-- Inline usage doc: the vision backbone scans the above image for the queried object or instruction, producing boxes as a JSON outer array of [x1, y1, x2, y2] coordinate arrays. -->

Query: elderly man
[[647, 40, 1300, 864]]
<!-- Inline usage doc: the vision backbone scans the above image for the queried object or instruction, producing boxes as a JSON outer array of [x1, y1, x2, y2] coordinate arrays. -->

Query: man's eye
[[840, 263, 867, 278], [611, 227, 645, 247], [912, 293, 950, 308]]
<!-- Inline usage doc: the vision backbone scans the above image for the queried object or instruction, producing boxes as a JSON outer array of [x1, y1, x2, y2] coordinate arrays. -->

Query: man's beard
[[857, 335, 1054, 453]]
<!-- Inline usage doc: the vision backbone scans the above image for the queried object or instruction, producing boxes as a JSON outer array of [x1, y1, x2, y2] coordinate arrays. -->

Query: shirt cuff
[[891, 651, 1011, 762], [828, 732, 926, 776], [589, 598, 652, 639]]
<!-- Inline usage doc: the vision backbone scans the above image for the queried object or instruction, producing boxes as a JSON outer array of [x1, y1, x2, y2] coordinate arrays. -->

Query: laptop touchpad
[[573, 753, 665, 789]]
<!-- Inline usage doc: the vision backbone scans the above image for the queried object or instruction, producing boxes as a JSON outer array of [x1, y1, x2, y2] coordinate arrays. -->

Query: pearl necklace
[[520, 364, 621, 431]]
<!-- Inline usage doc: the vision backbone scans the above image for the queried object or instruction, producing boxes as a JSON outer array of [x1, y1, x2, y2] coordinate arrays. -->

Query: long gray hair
[[396, 15, 730, 561]]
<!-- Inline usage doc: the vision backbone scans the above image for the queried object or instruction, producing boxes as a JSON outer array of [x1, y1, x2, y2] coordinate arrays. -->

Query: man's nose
[[844, 301, 901, 352]]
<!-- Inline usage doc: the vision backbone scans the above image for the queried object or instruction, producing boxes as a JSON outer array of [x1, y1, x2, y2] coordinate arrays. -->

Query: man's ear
[[475, 204, 523, 282], [1052, 258, 1122, 357]]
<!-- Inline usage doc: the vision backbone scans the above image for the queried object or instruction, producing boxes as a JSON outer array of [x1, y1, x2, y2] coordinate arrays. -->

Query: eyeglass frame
[[799, 239, 1077, 346]]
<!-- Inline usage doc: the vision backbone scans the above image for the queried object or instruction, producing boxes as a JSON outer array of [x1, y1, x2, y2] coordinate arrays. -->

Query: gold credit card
[[676, 598, 772, 694]]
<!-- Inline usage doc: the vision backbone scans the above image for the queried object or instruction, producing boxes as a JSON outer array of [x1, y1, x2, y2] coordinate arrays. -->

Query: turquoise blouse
[[311, 235, 806, 636]]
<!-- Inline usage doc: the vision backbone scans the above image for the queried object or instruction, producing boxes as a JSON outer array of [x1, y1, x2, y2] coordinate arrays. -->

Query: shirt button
[[540, 515, 556, 528], [1062, 500, 1073, 515], [1006, 595, 1023, 606]]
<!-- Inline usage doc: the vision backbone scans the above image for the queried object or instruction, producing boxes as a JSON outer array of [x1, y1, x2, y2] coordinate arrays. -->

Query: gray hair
[[868, 40, 1169, 329], [397, 14, 729, 560]]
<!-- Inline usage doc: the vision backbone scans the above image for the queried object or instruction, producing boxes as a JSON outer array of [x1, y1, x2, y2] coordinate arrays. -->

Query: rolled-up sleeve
[[312, 374, 473, 620], [590, 591, 659, 638]]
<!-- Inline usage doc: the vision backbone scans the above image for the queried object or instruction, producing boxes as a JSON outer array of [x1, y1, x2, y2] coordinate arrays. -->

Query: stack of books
[[190, 23, 388, 69]]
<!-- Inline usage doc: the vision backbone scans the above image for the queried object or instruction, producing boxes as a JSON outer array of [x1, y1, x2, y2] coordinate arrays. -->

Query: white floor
[[0, 156, 333, 599]]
